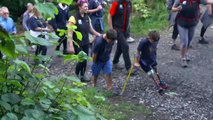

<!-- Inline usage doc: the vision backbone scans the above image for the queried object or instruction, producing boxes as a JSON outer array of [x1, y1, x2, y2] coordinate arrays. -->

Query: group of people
[[168, 0, 213, 67], [1, 0, 213, 91]]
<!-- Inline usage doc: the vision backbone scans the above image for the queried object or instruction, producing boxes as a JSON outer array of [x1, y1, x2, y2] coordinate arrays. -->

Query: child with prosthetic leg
[[134, 31, 168, 94]]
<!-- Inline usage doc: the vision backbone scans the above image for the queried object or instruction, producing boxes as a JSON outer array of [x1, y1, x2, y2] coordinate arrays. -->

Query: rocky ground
[[48, 22, 213, 120]]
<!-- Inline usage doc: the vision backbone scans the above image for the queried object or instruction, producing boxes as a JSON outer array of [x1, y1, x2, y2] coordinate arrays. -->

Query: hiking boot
[[80, 75, 91, 83], [198, 38, 209, 44], [159, 80, 169, 89], [181, 59, 188, 68], [171, 44, 180, 50], [127, 37, 135, 43], [113, 63, 124, 69]]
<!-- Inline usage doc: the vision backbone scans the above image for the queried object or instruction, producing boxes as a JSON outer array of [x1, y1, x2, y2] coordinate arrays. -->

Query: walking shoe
[[198, 38, 209, 44], [159, 80, 169, 89], [63, 50, 69, 55], [127, 37, 135, 43], [185, 55, 190, 62], [181, 59, 188, 68], [113, 63, 124, 69], [80, 75, 91, 83], [171, 44, 179, 50], [126, 68, 138, 76]]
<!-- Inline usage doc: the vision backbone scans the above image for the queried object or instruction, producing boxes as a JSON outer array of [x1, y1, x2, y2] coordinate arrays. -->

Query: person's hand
[[133, 62, 140, 69], [177, 5, 182, 11], [97, 5, 102, 10]]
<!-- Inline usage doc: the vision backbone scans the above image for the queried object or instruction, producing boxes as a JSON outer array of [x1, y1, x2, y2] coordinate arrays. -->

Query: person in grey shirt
[[22, 3, 34, 31]]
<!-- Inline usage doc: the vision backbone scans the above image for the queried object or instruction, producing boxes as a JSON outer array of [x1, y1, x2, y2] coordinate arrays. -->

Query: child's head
[[148, 31, 160, 43], [106, 29, 117, 43]]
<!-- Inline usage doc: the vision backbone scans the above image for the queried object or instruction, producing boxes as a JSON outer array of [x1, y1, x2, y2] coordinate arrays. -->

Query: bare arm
[[92, 53, 97, 63], [67, 22, 75, 54], [133, 50, 140, 68], [207, 4, 212, 15], [107, 13, 113, 29], [89, 18, 101, 36]]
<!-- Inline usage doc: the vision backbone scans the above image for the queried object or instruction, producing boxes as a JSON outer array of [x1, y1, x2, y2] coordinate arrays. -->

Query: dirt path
[[49, 22, 213, 120]]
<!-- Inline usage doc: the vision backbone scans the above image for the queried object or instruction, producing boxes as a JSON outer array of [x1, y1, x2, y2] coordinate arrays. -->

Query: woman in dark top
[[28, 7, 50, 56], [67, 0, 100, 82]]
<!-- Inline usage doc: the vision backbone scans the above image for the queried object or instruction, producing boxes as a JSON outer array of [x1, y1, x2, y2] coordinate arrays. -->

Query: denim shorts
[[91, 60, 112, 76]]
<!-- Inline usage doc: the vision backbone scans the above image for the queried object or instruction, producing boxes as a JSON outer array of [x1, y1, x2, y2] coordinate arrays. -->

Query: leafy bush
[[0, 0, 106, 119]]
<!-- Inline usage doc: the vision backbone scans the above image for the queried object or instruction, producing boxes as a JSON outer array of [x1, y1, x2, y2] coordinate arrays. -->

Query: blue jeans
[[92, 60, 112, 76]]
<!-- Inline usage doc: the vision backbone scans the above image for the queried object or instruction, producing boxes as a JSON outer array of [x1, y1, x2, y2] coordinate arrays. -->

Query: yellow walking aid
[[120, 66, 133, 95]]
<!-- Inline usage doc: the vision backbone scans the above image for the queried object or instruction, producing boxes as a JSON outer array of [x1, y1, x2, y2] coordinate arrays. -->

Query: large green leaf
[[21, 98, 35, 106], [24, 109, 45, 120], [24, 31, 53, 46], [1, 113, 18, 120], [7, 80, 24, 89], [35, 2, 58, 19], [39, 98, 51, 109], [72, 105, 96, 120], [0, 100, 12, 111], [1, 93, 21, 105], [75, 31, 83, 41], [58, 0, 73, 5], [0, 37, 16, 58], [15, 44, 28, 54], [14, 59, 31, 74], [21, 117, 35, 120]]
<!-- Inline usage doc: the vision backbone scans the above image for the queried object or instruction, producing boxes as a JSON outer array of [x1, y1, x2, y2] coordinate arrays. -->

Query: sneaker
[[63, 50, 69, 55], [80, 75, 91, 82], [185, 55, 190, 62], [171, 44, 180, 50], [181, 59, 188, 68], [126, 68, 138, 76], [198, 38, 209, 44], [159, 80, 169, 89], [113, 63, 124, 69], [127, 37, 135, 43]]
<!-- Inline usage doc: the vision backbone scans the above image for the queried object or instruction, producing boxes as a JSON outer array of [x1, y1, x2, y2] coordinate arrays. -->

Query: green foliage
[[133, 2, 151, 19], [131, 0, 168, 36], [84, 88, 153, 120], [0, 0, 106, 119]]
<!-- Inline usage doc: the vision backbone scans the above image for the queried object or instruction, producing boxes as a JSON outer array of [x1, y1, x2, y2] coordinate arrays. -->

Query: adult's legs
[[199, 25, 209, 44], [75, 45, 89, 81], [56, 32, 68, 53], [171, 22, 179, 50], [178, 25, 189, 67], [113, 31, 131, 71]]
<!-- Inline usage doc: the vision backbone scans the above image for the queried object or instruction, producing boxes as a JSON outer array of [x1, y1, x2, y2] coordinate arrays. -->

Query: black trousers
[[35, 35, 47, 56], [200, 25, 207, 38], [56, 31, 67, 52], [35, 45, 47, 56], [172, 22, 179, 40], [113, 31, 131, 70], [74, 44, 89, 76]]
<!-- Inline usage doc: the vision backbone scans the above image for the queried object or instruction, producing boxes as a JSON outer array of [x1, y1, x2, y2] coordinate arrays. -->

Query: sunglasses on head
[[77, 0, 88, 6]]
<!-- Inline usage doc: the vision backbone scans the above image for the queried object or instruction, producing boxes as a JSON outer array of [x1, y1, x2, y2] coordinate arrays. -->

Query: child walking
[[91, 29, 117, 90], [134, 31, 168, 91]]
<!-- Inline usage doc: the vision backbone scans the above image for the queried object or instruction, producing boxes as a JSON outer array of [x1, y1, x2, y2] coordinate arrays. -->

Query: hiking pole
[[120, 65, 134, 95]]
